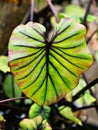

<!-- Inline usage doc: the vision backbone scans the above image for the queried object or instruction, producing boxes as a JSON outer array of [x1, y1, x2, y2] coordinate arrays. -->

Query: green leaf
[[0, 56, 10, 73], [19, 116, 52, 130], [0, 115, 6, 130], [42, 120, 52, 130], [72, 79, 96, 107], [83, 92, 96, 105], [8, 18, 93, 105], [24, 99, 32, 105], [64, 4, 97, 23], [29, 103, 51, 120], [59, 13, 81, 23], [19, 116, 42, 130], [19, 119, 33, 130], [66, 78, 96, 107], [0, 115, 6, 122], [59, 106, 82, 126], [50, 16, 58, 27], [3, 74, 22, 99], [34, 0, 48, 12]]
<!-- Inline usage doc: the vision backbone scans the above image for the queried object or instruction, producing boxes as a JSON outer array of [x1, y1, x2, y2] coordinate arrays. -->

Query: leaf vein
[[19, 31, 45, 43], [50, 52, 77, 77], [16, 49, 45, 70], [51, 48, 84, 69], [18, 54, 45, 82], [53, 32, 79, 43]]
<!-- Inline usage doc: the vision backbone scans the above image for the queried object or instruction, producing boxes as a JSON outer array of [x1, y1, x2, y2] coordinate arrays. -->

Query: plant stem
[[72, 78, 98, 102], [0, 97, 26, 104], [87, 29, 98, 43], [82, 73, 94, 96], [46, 0, 59, 22], [41, 106, 45, 119], [82, 0, 92, 26], [30, 0, 34, 21], [74, 104, 98, 112], [92, 0, 97, 15]]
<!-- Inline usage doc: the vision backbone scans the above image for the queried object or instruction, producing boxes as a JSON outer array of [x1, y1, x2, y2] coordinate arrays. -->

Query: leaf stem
[[82, 0, 92, 26], [92, 0, 97, 15], [46, 0, 59, 22], [0, 97, 26, 104], [82, 73, 94, 96], [30, 0, 34, 21], [87, 29, 98, 43], [74, 104, 98, 112], [41, 106, 45, 119]]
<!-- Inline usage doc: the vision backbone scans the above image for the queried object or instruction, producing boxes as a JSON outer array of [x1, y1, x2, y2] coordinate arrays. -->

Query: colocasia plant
[[7, 1, 94, 130], [8, 18, 93, 105], [8, 18, 93, 129]]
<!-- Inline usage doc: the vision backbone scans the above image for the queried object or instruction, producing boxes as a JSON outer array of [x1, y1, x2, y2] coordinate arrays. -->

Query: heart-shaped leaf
[[8, 18, 93, 105], [29, 103, 51, 120], [19, 116, 42, 130], [19, 116, 52, 130]]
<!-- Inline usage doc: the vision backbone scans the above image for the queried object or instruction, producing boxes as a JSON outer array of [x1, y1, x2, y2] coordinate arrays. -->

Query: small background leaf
[[66, 79, 96, 107], [59, 106, 82, 126], [64, 4, 97, 23], [42, 120, 52, 130], [0, 115, 6, 122], [34, 0, 48, 12], [29, 103, 51, 120], [3, 74, 22, 102], [0, 56, 10, 73], [24, 99, 32, 105], [59, 13, 81, 23], [19, 116, 42, 130], [19, 116, 52, 130], [0, 115, 6, 130]]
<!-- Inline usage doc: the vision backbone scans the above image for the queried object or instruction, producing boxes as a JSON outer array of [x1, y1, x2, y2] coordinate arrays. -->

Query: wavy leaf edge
[[8, 18, 93, 106]]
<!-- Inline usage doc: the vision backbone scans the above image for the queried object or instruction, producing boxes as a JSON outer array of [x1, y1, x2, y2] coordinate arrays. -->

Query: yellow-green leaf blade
[[59, 106, 82, 126], [8, 18, 93, 106]]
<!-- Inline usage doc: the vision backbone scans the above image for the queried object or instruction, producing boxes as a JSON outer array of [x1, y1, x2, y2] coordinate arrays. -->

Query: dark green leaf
[[3, 74, 22, 99]]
